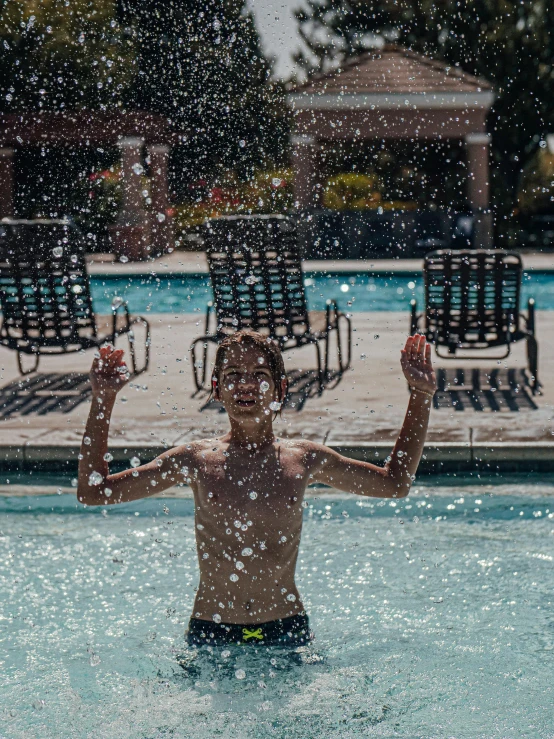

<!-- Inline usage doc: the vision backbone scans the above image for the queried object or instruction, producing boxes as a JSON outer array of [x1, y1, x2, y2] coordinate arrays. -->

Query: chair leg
[[17, 352, 39, 375], [314, 342, 324, 395], [526, 335, 540, 394], [124, 318, 150, 376], [190, 338, 211, 393]]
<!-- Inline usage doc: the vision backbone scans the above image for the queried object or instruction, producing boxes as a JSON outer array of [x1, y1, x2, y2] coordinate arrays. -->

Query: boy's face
[[216, 343, 278, 420]]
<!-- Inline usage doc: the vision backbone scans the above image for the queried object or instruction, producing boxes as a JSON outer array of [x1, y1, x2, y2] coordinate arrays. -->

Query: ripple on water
[[1, 485, 554, 738]]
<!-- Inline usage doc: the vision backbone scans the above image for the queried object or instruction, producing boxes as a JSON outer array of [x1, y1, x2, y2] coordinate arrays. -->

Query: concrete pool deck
[[0, 310, 552, 474], [86, 250, 554, 277]]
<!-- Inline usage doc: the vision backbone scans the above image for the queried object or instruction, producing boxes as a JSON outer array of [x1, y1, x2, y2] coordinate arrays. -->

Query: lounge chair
[[190, 214, 352, 393], [0, 218, 150, 375], [410, 249, 539, 393]]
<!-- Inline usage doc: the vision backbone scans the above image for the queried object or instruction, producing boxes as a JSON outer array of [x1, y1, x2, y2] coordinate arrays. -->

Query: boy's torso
[[184, 437, 318, 625]]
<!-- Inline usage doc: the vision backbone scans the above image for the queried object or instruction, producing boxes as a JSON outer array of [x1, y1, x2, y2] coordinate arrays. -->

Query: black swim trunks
[[186, 613, 312, 647]]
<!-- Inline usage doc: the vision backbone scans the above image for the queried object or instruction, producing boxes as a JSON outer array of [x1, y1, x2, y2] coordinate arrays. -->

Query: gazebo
[[0, 110, 174, 260], [287, 45, 495, 247]]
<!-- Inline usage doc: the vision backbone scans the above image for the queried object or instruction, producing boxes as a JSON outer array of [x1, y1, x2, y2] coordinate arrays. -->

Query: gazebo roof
[[290, 45, 492, 96]]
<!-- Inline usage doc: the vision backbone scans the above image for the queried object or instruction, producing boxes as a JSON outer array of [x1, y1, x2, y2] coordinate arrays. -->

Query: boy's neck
[[226, 416, 275, 449]]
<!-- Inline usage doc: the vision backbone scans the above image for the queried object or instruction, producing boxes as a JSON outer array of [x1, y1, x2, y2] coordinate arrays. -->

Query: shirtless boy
[[78, 330, 436, 647]]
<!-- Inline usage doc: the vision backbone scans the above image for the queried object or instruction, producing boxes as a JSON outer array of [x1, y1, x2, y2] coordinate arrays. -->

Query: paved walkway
[[0, 311, 551, 469]]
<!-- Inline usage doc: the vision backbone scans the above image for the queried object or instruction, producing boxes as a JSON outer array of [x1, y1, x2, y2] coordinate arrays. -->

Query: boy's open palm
[[400, 334, 437, 395], [90, 345, 129, 396]]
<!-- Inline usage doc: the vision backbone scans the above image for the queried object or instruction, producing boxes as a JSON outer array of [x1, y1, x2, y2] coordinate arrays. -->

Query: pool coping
[[87, 253, 554, 278], [2, 440, 553, 473]]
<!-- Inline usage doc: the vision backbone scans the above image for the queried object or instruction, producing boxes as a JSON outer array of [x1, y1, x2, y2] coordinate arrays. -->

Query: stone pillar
[[292, 134, 319, 210], [109, 137, 151, 261], [148, 143, 173, 256], [0, 148, 15, 219], [465, 133, 493, 248]]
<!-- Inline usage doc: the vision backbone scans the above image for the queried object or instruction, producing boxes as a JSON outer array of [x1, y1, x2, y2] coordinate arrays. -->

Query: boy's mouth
[[235, 397, 256, 407]]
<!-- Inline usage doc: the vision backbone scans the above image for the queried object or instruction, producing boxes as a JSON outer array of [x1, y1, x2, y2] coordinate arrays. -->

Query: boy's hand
[[400, 334, 437, 395], [90, 345, 129, 397]]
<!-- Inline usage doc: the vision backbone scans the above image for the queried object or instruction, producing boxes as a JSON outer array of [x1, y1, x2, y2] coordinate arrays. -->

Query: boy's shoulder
[[276, 437, 329, 459], [165, 437, 222, 461]]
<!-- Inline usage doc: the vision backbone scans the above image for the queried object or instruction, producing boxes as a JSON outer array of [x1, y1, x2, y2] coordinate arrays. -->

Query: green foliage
[[518, 144, 554, 216], [0, 0, 134, 111], [295, 1, 554, 218], [120, 0, 290, 184]]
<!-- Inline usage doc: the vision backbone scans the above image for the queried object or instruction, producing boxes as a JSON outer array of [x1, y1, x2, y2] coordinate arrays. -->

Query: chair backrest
[[0, 219, 97, 347], [423, 249, 522, 350], [204, 215, 310, 343]]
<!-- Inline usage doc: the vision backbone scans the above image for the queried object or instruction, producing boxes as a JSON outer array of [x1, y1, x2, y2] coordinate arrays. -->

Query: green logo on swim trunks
[[242, 627, 263, 641]]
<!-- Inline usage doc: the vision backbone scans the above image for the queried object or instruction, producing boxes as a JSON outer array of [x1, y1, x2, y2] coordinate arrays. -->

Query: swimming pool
[[90, 271, 554, 314], [1, 477, 553, 738]]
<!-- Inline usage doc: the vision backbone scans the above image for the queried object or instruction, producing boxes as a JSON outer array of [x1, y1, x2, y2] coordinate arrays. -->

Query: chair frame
[[190, 215, 351, 394], [0, 219, 150, 376], [410, 249, 539, 394]]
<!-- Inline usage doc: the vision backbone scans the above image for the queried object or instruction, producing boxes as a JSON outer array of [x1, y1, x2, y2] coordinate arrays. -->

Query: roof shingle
[[290, 45, 492, 95]]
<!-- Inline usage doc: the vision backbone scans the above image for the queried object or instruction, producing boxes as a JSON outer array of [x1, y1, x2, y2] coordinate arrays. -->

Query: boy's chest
[[194, 450, 308, 512]]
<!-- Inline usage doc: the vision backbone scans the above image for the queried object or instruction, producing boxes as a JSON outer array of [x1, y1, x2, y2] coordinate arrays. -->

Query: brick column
[[466, 133, 493, 248], [292, 134, 319, 210], [109, 137, 151, 261], [148, 143, 173, 256], [0, 148, 15, 219]]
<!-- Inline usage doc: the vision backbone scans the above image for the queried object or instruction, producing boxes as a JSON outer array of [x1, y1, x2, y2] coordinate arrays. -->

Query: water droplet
[[83, 436, 91, 446], [130, 456, 140, 468], [286, 593, 296, 601], [269, 401, 281, 411], [239, 140, 246, 148], [360, 353, 367, 360], [235, 668, 246, 679], [234, 520, 241, 528], [103, 452, 113, 462], [260, 381, 270, 393], [241, 548, 253, 556], [374, 334, 380, 339], [52, 246, 63, 257], [132, 163, 144, 175], [88, 471, 103, 486], [104, 487, 112, 498], [236, 561, 244, 570], [249, 491, 258, 500], [111, 296, 124, 310], [212, 613, 222, 624], [229, 573, 239, 582], [222, 650, 231, 659], [71, 284, 82, 294], [119, 255, 129, 263], [245, 275, 258, 285]]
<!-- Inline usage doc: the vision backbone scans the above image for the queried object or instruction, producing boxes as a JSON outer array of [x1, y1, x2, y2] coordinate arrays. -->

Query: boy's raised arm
[[312, 335, 436, 498], [77, 346, 188, 506]]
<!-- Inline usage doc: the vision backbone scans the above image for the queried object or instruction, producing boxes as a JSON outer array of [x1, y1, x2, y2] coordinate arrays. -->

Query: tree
[[0, 0, 134, 111], [294, 0, 554, 226], [119, 0, 289, 188]]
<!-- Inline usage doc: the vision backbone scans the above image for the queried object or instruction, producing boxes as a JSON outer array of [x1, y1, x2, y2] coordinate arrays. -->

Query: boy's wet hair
[[211, 329, 288, 405]]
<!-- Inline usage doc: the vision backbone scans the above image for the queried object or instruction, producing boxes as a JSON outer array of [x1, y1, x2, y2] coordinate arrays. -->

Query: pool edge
[[2, 441, 553, 474]]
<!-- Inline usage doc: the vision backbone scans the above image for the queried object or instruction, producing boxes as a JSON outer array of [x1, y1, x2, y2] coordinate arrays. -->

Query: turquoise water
[[1, 477, 554, 738], [90, 271, 553, 314]]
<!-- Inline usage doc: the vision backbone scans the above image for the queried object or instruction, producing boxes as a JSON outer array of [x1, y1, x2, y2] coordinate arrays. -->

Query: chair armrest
[[110, 298, 131, 340], [325, 299, 340, 330]]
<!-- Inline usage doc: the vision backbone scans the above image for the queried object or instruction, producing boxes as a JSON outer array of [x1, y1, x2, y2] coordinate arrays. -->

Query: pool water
[[1, 478, 554, 738], [90, 271, 554, 314]]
